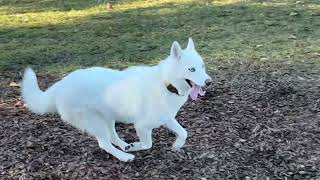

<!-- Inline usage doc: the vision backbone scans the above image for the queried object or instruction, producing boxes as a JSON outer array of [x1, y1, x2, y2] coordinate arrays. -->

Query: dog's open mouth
[[185, 79, 206, 100]]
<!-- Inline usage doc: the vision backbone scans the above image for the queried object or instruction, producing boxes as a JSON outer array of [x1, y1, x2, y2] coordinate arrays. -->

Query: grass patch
[[0, 0, 319, 75]]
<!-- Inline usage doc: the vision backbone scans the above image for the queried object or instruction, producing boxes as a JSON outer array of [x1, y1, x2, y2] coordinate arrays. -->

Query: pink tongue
[[190, 84, 206, 100]]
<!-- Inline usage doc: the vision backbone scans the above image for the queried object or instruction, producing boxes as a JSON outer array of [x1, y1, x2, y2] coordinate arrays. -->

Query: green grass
[[0, 0, 319, 75]]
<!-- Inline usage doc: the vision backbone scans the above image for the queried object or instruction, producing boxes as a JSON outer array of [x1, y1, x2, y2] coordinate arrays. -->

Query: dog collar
[[164, 81, 180, 96], [166, 84, 179, 95]]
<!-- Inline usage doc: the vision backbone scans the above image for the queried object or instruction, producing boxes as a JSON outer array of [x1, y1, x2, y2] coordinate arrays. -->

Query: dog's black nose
[[205, 78, 212, 86]]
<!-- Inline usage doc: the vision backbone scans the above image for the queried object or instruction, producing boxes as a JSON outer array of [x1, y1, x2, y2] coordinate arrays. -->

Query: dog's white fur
[[22, 38, 211, 162]]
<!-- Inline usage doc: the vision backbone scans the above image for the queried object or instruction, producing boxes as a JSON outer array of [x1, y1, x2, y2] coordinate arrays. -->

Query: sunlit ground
[[0, 0, 319, 74]]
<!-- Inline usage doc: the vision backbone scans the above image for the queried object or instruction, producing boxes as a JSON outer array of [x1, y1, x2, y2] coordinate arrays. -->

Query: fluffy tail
[[21, 68, 56, 114]]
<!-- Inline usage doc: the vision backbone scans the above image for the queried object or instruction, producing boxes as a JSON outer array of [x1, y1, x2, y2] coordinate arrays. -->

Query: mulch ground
[[1, 62, 320, 179]]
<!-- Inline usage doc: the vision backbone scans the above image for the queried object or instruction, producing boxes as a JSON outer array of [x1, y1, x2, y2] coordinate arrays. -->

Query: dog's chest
[[151, 89, 188, 118]]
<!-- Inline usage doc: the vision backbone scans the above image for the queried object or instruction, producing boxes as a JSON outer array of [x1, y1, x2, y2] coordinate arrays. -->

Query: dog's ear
[[171, 41, 182, 60], [186, 37, 195, 50]]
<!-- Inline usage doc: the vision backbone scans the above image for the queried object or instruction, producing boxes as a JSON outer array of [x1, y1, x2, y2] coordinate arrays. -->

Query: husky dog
[[22, 38, 212, 162]]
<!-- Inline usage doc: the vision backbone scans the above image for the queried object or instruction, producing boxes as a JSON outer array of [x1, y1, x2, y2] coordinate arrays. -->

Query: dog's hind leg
[[96, 136, 134, 162], [107, 120, 130, 151], [85, 114, 135, 162], [57, 106, 134, 162]]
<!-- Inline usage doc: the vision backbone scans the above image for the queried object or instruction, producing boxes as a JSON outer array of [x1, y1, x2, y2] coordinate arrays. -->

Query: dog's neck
[[158, 57, 189, 96], [158, 57, 173, 82]]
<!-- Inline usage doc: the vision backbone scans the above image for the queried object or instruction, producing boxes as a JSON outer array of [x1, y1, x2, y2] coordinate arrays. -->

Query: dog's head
[[168, 38, 212, 100]]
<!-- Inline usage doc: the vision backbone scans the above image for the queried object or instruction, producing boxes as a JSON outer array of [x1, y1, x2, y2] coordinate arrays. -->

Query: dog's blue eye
[[188, 67, 195, 72]]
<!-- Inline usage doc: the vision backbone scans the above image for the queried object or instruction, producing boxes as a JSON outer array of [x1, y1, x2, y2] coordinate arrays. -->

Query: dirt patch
[[1, 63, 320, 179]]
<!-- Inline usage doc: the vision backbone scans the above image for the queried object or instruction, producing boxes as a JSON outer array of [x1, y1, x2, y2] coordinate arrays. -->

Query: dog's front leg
[[125, 124, 153, 152], [164, 118, 187, 151]]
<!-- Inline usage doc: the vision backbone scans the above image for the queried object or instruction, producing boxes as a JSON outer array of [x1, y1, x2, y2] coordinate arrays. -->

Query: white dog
[[22, 38, 212, 162]]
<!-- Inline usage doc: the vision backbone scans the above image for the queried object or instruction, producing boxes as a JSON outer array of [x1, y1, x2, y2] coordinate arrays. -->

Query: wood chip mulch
[[0, 63, 319, 179]]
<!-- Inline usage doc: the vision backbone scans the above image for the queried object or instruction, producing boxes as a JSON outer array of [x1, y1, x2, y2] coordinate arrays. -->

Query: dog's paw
[[172, 141, 185, 151], [125, 143, 135, 151], [125, 142, 147, 152], [119, 153, 135, 162], [117, 141, 130, 152]]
